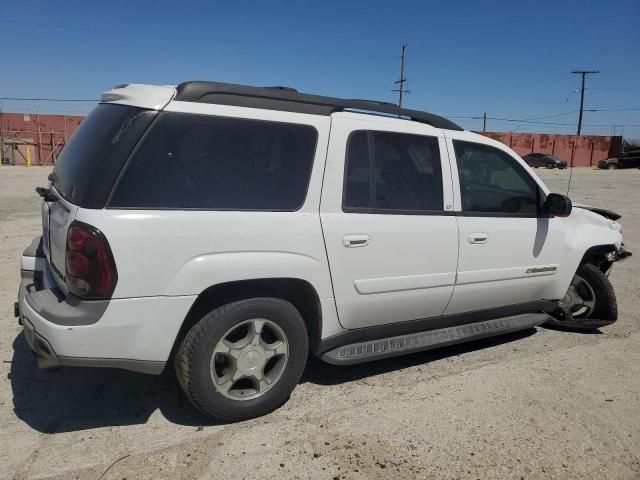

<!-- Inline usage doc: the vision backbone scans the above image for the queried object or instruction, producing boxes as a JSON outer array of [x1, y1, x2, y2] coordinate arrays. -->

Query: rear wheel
[[546, 263, 617, 330], [175, 298, 309, 421]]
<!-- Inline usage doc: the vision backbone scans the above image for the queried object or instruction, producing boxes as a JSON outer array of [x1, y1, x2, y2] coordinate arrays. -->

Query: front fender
[[557, 208, 623, 292], [164, 251, 333, 298]]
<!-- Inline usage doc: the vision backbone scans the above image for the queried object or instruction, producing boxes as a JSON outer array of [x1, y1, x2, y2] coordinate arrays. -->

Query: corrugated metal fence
[[479, 132, 623, 167], [0, 112, 624, 168], [0, 112, 83, 165]]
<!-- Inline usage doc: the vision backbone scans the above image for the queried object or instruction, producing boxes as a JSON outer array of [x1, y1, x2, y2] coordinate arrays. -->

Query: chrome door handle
[[343, 234, 371, 248], [468, 232, 489, 244]]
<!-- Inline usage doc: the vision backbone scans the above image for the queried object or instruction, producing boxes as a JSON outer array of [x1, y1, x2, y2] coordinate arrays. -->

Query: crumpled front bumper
[[608, 245, 632, 263]]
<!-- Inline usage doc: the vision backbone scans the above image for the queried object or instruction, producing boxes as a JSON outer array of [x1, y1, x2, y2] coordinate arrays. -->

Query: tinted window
[[52, 104, 147, 207], [109, 113, 317, 209], [344, 131, 443, 212], [453, 140, 541, 215]]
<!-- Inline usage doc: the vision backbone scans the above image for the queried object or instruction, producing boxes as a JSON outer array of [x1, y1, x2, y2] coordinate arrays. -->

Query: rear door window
[[343, 130, 444, 213], [109, 113, 318, 210]]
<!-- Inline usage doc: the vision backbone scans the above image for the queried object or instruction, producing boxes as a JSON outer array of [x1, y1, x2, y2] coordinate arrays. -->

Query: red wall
[[1, 112, 84, 165], [1, 112, 624, 168], [479, 132, 622, 167]]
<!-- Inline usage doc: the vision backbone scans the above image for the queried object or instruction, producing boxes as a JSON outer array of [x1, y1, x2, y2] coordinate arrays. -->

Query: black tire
[[546, 263, 618, 330], [607, 164, 617, 170], [175, 298, 308, 421], [546, 162, 555, 169]]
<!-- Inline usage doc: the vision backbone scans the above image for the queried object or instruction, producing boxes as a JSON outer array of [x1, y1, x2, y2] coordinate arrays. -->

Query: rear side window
[[453, 140, 541, 216], [109, 113, 318, 210], [343, 131, 443, 213]]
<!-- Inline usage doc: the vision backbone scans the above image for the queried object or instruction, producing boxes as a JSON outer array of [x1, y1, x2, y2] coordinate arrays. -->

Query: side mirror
[[543, 193, 572, 217]]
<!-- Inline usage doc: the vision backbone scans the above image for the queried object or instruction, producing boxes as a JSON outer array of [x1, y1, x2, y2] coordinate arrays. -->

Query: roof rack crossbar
[[174, 81, 463, 131]]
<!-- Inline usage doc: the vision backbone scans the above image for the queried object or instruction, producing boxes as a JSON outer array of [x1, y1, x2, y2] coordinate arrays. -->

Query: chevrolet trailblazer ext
[[16, 82, 630, 421]]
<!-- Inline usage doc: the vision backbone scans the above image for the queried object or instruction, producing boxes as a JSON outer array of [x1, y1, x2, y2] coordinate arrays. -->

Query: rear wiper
[[36, 186, 58, 202]]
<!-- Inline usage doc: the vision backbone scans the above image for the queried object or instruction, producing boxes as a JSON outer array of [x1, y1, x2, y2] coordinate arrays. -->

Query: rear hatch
[[41, 192, 77, 288], [42, 103, 158, 291]]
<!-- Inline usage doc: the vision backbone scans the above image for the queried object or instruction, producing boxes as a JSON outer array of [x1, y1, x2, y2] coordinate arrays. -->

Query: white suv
[[16, 81, 631, 421]]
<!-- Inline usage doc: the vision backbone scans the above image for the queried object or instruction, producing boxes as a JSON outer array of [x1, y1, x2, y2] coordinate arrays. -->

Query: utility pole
[[392, 44, 410, 108], [482, 112, 487, 132], [571, 69, 599, 135]]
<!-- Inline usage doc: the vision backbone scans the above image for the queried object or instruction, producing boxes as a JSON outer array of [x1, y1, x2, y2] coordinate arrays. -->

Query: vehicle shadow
[[9, 333, 212, 433], [11, 328, 536, 434], [540, 323, 603, 334]]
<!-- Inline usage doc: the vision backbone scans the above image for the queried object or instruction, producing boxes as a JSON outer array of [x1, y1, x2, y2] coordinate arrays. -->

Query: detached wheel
[[547, 264, 618, 330], [175, 298, 308, 421]]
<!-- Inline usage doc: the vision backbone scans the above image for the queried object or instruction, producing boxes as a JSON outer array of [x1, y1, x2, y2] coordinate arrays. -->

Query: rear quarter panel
[[72, 104, 337, 332]]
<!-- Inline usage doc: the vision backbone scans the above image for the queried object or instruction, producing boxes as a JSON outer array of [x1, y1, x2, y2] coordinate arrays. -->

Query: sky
[[1, 0, 639, 139]]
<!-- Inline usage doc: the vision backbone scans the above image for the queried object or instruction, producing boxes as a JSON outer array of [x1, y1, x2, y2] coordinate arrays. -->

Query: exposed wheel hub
[[237, 347, 266, 374]]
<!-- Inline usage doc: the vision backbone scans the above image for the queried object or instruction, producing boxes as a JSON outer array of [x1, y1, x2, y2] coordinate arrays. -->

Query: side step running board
[[321, 313, 548, 365]]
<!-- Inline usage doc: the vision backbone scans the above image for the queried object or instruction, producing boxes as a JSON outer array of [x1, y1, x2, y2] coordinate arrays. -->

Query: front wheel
[[546, 264, 618, 330], [607, 164, 617, 170], [546, 162, 555, 169], [175, 298, 309, 421]]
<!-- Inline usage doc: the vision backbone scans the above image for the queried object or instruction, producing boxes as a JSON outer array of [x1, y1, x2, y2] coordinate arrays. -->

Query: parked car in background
[[522, 153, 567, 169], [598, 149, 640, 169]]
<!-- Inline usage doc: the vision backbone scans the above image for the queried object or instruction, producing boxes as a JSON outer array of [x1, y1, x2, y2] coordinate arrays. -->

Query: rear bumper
[[16, 236, 195, 374]]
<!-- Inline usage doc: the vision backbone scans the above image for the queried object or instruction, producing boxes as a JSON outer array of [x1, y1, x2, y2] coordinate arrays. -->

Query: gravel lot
[[1, 166, 639, 480]]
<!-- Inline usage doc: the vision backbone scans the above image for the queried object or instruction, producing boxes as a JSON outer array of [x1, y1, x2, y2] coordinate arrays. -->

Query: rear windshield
[[51, 104, 148, 206], [108, 112, 318, 210]]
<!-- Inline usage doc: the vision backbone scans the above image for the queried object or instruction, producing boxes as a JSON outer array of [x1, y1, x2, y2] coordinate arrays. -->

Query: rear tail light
[[65, 221, 118, 299]]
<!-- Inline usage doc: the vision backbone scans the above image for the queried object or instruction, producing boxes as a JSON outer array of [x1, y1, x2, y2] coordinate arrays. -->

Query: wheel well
[[580, 244, 617, 273], [170, 278, 322, 359]]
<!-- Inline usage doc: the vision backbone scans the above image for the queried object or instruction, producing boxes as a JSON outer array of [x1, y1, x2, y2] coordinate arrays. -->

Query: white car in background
[[16, 81, 631, 421]]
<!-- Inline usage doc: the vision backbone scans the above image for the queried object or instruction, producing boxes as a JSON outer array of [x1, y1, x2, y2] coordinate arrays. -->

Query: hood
[[573, 203, 621, 221]]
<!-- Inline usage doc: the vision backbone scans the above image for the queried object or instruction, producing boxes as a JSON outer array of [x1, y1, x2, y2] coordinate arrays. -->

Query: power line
[[586, 87, 640, 90], [571, 69, 599, 135], [0, 97, 98, 102], [586, 107, 640, 112], [522, 110, 578, 120]]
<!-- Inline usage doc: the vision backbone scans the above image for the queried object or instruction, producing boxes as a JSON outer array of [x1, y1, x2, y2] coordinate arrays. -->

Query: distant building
[[479, 132, 622, 167], [0, 112, 623, 167], [0, 112, 84, 165]]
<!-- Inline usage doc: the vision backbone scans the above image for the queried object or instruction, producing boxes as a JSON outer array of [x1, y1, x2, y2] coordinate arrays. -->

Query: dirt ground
[[1, 166, 639, 480]]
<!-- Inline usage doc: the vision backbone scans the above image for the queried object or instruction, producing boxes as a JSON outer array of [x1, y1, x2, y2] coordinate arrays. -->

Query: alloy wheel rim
[[210, 318, 289, 401], [557, 273, 597, 320]]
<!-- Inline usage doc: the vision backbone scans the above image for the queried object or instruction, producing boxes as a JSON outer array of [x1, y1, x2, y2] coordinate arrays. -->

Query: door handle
[[468, 232, 489, 244], [343, 234, 371, 248]]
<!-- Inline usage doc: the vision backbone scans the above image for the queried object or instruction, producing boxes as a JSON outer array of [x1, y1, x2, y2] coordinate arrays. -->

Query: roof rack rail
[[174, 81, 462, 131], [348, 99, 398, 108]]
